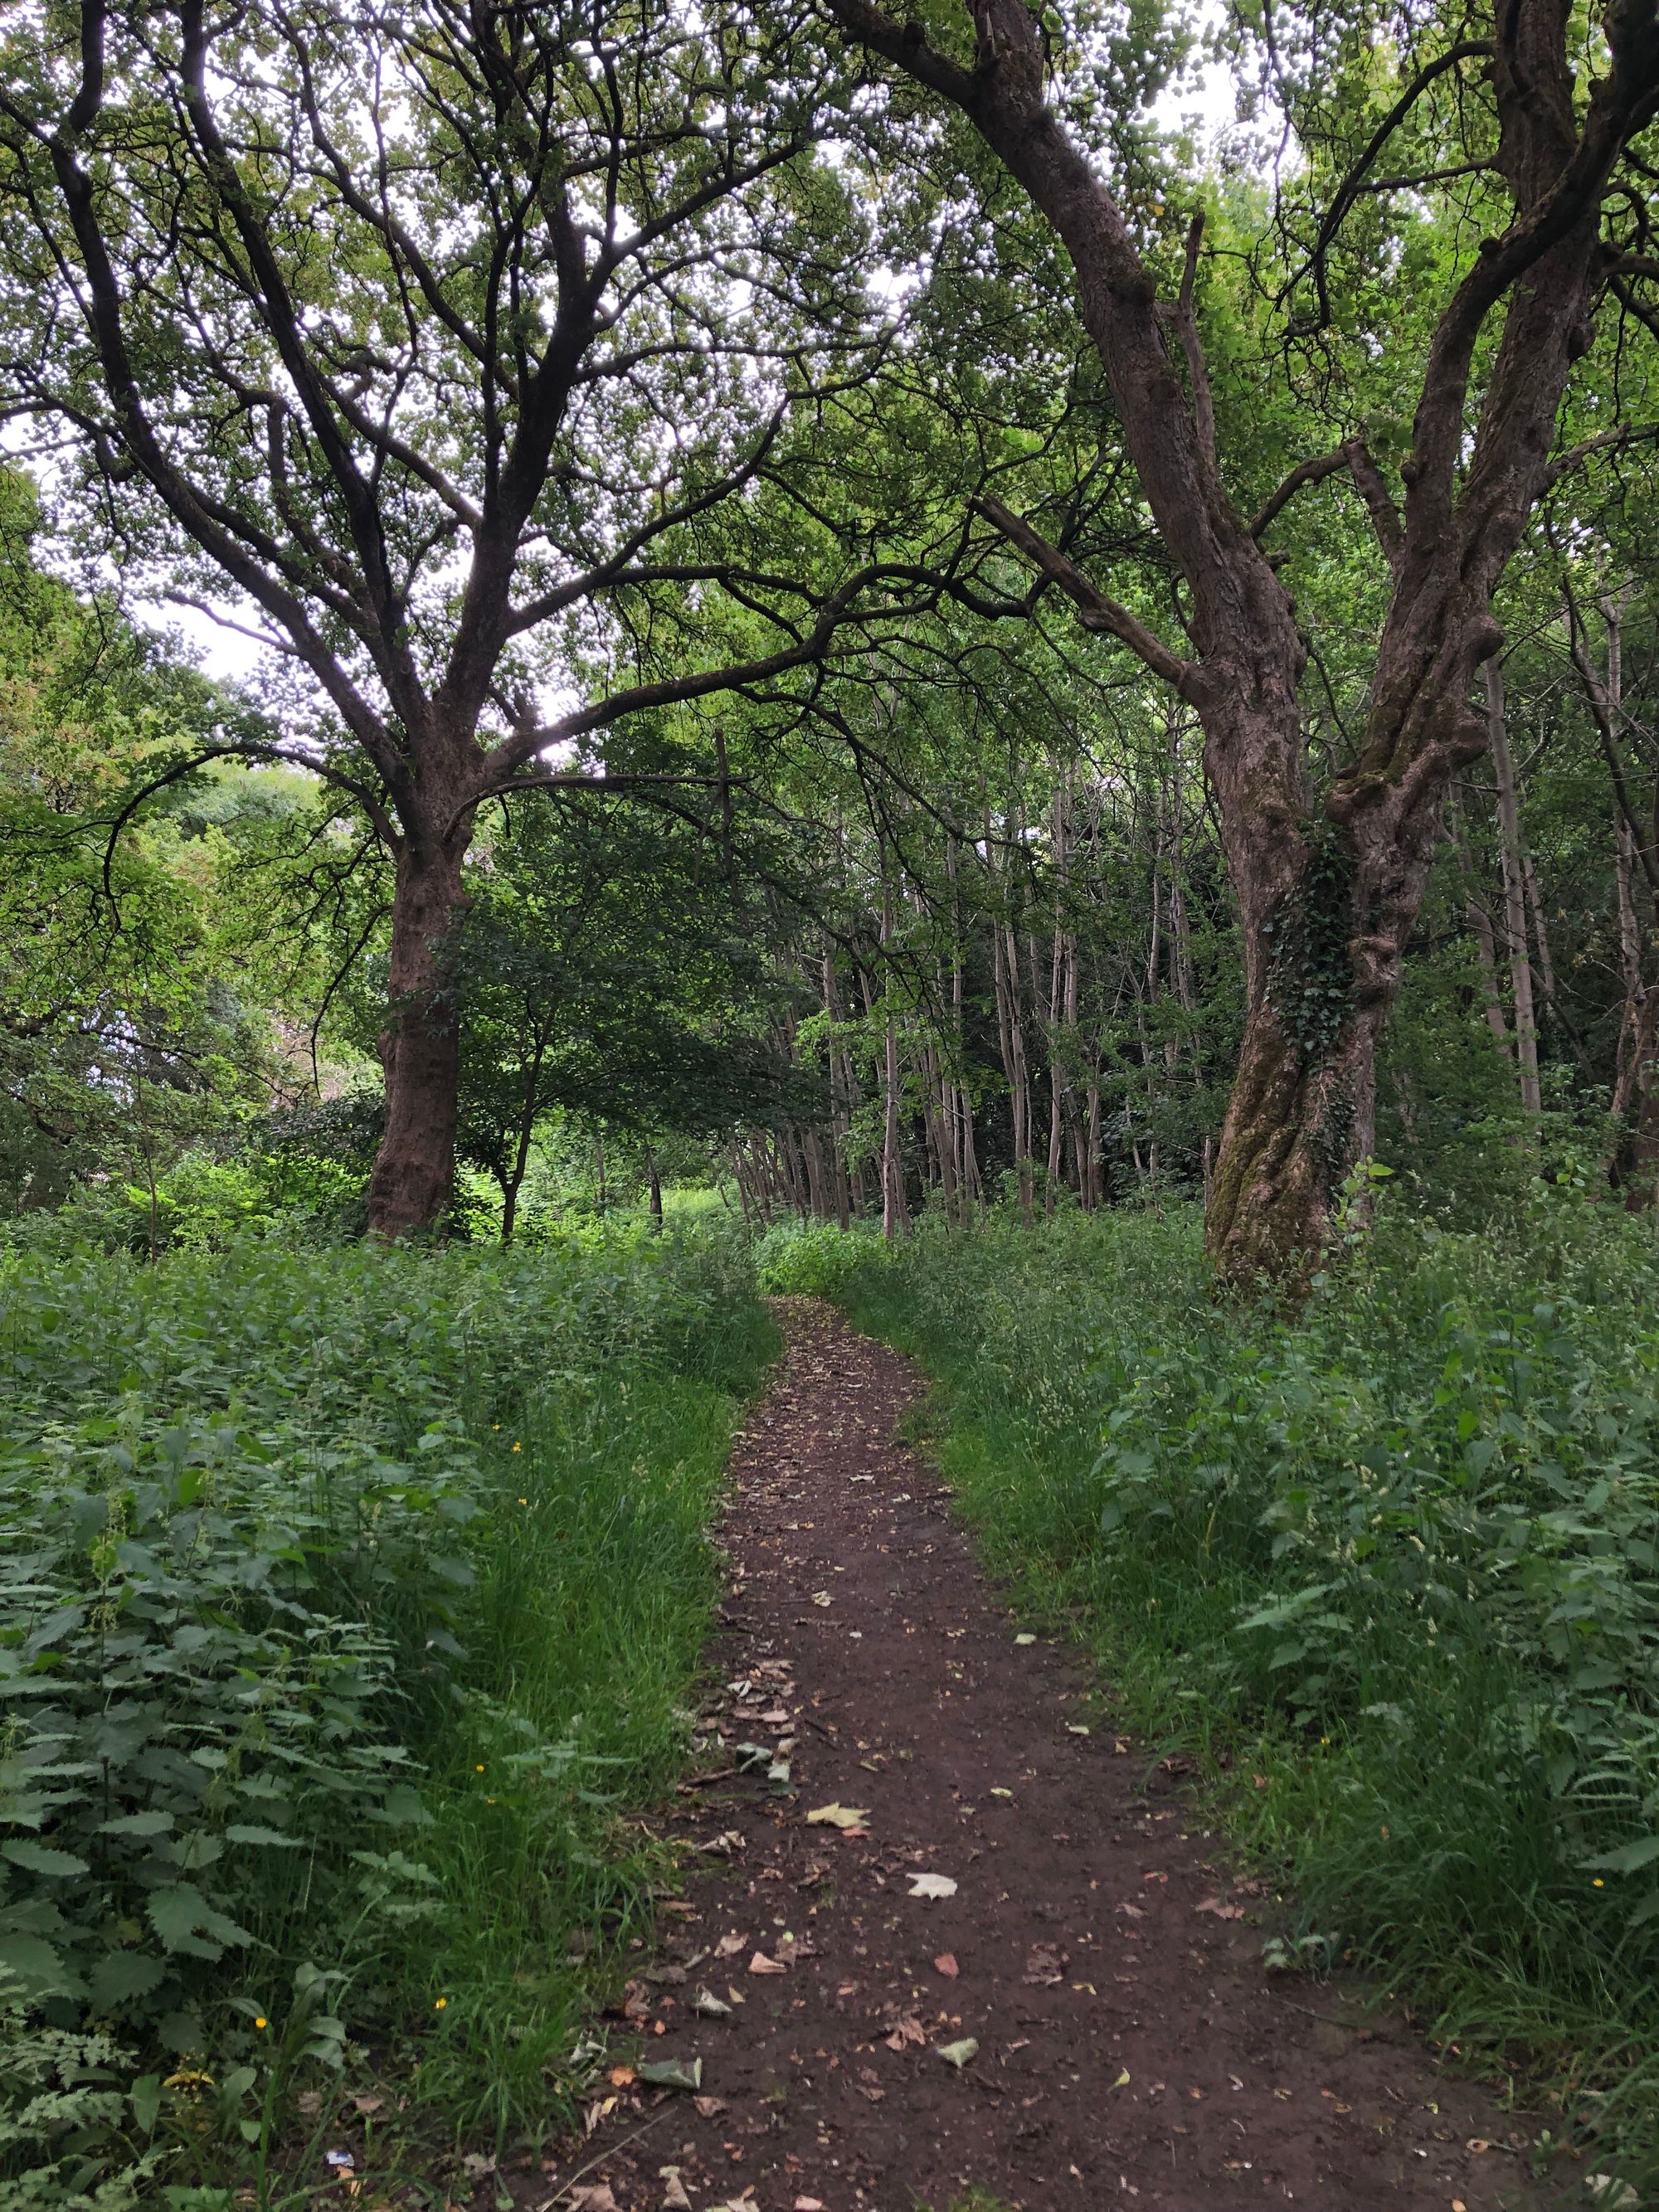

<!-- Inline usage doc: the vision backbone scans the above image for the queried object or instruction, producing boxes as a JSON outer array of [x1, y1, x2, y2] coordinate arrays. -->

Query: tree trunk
[[1487, 661, 1542, 1113], [1448, 780, 1513, 1057], [828, 0, 1636, 1282], [367, 839, 469, 1239], [1200, 657, 1486, 1278], [646, 1145, 664, 1230], [1584, 596, 1659, 1206]]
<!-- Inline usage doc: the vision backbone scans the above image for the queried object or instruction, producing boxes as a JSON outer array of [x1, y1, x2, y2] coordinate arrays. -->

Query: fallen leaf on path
[[1014, 1633, 1037, 1645], [794, 2199, 825, 2211], [661, 2173, 694, 2211], [936, 2038, 979, 2069], [693, 1989, 732, 2019], [748, 1952, 788, 1975], [583, 2096, 618, 2136], [1023, 1943, 1067, 1986], [734, 1743, 771, 1772], [883, 2014, 927, 2049], [693, 2095, 727, 2118], [1117, 1902, 1145, 1919], [805, 1804, 869, 1830], [1195, 1896, 1244, 1920], [810, 1592, 834, 1607], [606, 2065, 637, 2087], [990, 1787, 1014, 1800], [567, 2188, 620, 2212], [1465, 2139, 1490, 2155], [932, 1952, 959, 1978], [696, 1831, 745, 1858], [713, 1931, 747, 1957], [638, 2057, 703, 2092], [1066, 1723, 1092, 1737], [907, 1873, 958, 1899], [1112, 2069, 1131, 2088]]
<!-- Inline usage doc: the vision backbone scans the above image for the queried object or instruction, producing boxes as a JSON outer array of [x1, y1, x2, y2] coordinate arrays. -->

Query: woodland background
[[1, 0, 1659, 2204]]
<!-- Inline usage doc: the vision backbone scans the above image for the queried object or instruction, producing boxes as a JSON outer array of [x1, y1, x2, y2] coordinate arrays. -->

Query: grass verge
[[758, 1203, 1659, 2199], [0, 1223, 775, 2206]]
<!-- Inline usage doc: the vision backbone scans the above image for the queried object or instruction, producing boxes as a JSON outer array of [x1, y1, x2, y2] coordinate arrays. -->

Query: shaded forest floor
[[522, 1300, 1561, 2212]]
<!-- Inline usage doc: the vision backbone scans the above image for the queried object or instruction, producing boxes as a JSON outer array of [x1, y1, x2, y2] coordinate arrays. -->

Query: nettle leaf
[[224, 1823, 300, 1847], [146, 1883, 251, 1958], [1587, 1835, 1659, 1875], [2, 1839, 90, 1877], [87, 1948, 169, 2005], [0, 1933, 85, 1996], [173, 1832, 225, 1871], [99, 1810, 176, 1836]]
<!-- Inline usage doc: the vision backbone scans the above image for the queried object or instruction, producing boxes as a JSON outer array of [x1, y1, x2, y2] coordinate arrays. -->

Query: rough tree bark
[[827, 0, 1659, 1280]]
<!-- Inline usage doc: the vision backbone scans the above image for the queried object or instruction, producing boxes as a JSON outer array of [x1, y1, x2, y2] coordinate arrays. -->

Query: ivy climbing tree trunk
[[828, 0, 1659, 1281]]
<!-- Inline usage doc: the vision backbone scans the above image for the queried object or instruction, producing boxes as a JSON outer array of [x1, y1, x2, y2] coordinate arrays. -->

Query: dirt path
[[529, 1300, 1557, 2212]]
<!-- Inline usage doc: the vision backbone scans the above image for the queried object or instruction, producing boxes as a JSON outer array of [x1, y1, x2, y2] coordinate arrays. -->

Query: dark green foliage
[[0, 1228, 773, 2196], [452, 801, 816, 1233], [805, 1202, 1659, 2186]]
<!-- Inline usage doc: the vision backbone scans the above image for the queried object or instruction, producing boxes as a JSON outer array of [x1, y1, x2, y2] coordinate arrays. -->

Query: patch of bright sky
[[1151, 0, 1241, 150]]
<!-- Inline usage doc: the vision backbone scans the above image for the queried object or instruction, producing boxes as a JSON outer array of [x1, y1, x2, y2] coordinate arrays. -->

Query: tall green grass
[[0, 1224, 774, 2204], [764, 1200, 1659, 2191]]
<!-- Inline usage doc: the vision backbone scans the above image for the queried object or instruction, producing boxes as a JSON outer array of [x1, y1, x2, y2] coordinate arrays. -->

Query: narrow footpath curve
[[528, 1300, 1557, 2212]]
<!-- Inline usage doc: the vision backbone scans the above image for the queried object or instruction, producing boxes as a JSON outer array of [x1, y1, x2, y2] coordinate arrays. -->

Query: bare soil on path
[[528, 1299, 1559, 2212]]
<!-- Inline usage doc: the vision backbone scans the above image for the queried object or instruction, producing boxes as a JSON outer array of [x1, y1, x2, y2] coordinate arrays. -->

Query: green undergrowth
[[762, 1200, 1659, 2195], [0, 1223, 776, 2205]]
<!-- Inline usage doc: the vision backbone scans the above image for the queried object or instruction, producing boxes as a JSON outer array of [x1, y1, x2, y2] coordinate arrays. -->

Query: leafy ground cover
[[760, 1198, 1659, 2191], [0, 1225, 774, 2206]]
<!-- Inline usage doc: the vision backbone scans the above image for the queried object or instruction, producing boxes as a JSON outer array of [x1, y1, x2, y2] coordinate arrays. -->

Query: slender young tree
[[825, 0, 1659, 1276], [0, 0, 900, 1232]]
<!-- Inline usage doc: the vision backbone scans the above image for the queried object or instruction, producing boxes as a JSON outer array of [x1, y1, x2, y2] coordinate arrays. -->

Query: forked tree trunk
[[1200, 644, 1491, 1277], [367, 839, 469, 1239], [829, 0, 1649, 1283]]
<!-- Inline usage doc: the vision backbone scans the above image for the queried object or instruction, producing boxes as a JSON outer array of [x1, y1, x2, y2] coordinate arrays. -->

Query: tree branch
[[972, 494, 1198, 696], [1287, 41, 1495, 333]]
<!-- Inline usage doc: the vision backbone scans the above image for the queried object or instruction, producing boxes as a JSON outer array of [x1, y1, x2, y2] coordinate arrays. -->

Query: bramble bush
[[830, 1191, 1659, 2188], [0, 1223, 772, 2201]]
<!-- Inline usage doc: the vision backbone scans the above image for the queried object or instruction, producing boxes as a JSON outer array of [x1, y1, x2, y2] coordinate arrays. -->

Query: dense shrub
[[754, 1217, 893, 1297], [0, 1225, 772, 2198], [837, 1194, 1659, 2186]]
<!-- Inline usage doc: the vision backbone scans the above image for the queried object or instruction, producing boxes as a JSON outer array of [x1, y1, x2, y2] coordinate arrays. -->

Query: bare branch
[[1248, 447, 1352, 538]]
